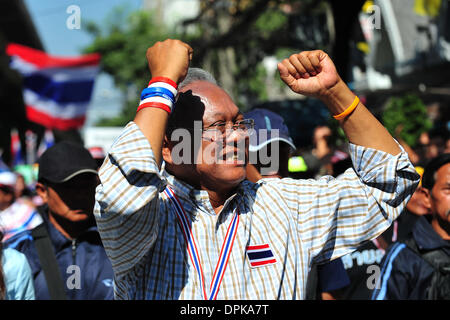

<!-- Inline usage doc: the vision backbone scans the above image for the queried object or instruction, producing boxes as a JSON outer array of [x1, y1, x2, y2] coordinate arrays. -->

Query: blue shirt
[[2, 247, 35, 300], [372, 215, 450, 300], [16, 206, 114, 300], [317, 258, 350, 293]]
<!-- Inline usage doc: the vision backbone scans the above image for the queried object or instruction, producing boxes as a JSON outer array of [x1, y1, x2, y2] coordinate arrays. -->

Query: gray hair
[[178, 67, 218, 90], [166, 68, 218, 137]]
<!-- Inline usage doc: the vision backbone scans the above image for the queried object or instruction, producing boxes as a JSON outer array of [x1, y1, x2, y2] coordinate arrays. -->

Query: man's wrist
[[318, 78, 356, 116], [148, 77, 178, 89], [150, 70, 181, 85], [137, 77, 178, 114]]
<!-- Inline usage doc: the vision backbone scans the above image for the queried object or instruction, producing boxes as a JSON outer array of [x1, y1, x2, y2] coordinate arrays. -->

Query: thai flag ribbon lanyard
[[164, 186, 240, 300]]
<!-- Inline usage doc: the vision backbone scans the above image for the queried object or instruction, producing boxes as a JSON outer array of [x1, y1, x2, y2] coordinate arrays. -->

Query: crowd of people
[[0, 39, 448, 300]]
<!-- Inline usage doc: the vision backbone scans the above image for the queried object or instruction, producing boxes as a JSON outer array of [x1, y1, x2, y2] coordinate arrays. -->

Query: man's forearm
[[134, 108, 169, 168], [278, 50, 401, 156], [133, 40, 193, 168], [320, 79, 401, 156]]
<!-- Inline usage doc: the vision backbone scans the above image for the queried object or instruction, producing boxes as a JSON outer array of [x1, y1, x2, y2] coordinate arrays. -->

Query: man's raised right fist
[[146, 39, 193, 85]]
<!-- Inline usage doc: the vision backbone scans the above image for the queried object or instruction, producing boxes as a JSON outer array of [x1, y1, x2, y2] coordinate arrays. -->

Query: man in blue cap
[[244, 108, 296, 181]]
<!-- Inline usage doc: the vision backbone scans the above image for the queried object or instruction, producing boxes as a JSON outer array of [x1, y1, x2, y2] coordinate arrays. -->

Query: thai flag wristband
[[148, 76, 178, 89], [137, 77, 178, 114], [140, 87, 175, 103], [137, 101, 172, 114]]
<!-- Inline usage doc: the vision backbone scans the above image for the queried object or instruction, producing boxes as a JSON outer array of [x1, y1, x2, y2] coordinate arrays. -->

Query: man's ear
[[35, 182, 48, 202], [420, 186, 430, 198], [161, 136, 174, 165], [420, 186, 432, 209]]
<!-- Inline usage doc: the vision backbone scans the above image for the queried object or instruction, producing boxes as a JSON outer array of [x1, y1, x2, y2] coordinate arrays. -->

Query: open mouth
[[220, 149, 246, 164]]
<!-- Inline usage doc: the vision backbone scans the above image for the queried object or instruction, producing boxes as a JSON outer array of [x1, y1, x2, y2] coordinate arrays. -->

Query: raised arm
[[134, 39, 193, 167], [94, 40, 192, 280], [278, 51, 401, 156]]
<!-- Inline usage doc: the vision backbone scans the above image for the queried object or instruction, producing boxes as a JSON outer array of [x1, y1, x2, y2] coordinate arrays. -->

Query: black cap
[[38, 141, 98, 183]]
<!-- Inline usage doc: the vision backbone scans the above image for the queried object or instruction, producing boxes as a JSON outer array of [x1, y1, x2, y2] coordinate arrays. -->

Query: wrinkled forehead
[[178, 81, 241, 124]]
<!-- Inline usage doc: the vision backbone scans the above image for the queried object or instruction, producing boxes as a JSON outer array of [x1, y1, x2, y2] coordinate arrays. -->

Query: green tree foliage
[[83, 8, 178, 126], [382, 94, 432, 148], [185, 0, 291, 108], [181, 0, 335, 110]]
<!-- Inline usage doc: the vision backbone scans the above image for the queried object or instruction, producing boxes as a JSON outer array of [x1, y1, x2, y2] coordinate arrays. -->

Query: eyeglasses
[[202, 119, 255, 142]]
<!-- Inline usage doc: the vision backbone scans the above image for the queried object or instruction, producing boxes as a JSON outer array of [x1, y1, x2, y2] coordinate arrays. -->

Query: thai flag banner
[[6, 43, 101, 130]]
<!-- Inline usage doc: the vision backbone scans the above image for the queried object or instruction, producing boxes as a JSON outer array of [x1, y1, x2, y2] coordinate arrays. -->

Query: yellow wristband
[[333, 96, 360, 120]]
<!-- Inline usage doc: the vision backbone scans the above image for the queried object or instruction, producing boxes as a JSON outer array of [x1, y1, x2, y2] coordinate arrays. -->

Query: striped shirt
[[94, 121, 419, 300]]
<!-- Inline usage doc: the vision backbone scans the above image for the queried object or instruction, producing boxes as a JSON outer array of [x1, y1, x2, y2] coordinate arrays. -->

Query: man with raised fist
[[94, 39, 419, 300]]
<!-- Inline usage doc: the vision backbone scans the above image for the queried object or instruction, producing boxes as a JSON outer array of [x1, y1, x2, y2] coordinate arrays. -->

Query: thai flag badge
[[246, 243, 277, 268]]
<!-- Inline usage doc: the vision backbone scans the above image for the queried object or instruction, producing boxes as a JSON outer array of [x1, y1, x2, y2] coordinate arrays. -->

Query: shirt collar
[[161, 165, 249, 218]]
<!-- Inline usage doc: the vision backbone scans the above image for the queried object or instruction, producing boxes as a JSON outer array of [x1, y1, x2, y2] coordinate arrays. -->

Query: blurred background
[[0, 0, 449, 184]]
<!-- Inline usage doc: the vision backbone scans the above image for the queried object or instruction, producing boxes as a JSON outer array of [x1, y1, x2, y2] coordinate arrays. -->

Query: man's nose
[[224, 127, 248, 142]]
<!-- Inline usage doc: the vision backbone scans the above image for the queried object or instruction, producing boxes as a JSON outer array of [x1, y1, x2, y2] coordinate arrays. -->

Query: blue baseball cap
[[244, 108, 296, 152]]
